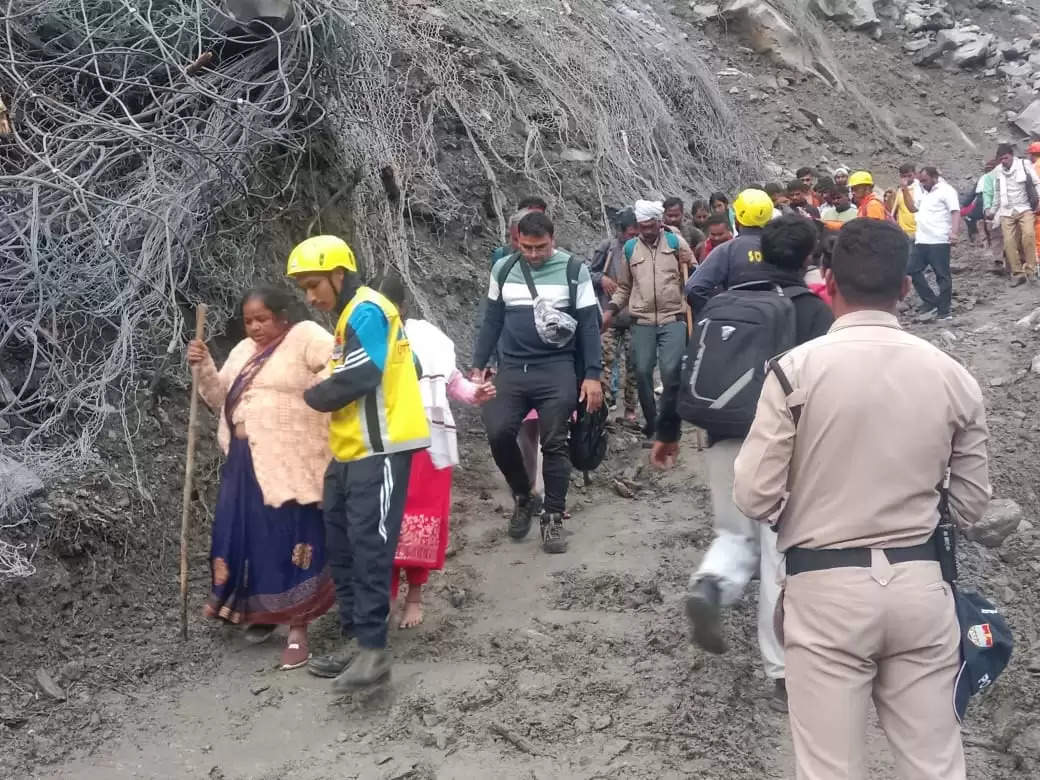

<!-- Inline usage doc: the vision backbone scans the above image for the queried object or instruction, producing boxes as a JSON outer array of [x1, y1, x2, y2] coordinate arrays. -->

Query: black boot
[[684, 577, 727, 654], [508, 493, 536, 540], [540, 512, 568, 554], [331, 648, 392, 691], [307, 640, 358, 678]]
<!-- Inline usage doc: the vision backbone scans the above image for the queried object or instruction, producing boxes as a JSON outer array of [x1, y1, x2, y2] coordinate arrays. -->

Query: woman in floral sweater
[[188, 288, 335, 669]]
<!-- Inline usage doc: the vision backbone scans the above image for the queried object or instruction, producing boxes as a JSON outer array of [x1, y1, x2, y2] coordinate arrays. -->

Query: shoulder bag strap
[[516, 257, 541, 302], [767, 357, 802, 426]]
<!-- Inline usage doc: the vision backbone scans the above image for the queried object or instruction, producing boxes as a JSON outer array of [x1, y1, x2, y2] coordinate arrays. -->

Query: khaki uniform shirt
[[732, 310, 991, 552]]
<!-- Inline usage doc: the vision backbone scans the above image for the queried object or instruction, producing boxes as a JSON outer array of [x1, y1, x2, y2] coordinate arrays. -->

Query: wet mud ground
[[4, 249, 1040, 779]]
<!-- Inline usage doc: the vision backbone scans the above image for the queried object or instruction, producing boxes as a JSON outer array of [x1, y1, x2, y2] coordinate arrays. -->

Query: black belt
[[786, 540, 938, 577]]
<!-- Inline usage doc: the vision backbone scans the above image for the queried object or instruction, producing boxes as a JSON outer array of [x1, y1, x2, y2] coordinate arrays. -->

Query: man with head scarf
[[603, 199, 695, 439], [833, 167, 850, 194]]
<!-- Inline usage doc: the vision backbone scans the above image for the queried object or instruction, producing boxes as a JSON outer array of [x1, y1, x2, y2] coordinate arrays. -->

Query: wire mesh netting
[[0, 0, 761, 578]]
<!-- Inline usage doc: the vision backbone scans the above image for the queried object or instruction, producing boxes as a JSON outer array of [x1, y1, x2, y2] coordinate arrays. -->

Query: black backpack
[[569, 397, 609, 471], [678, 282, 810, 438]]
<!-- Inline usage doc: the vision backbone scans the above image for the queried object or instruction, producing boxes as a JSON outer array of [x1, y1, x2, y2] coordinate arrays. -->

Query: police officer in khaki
[[732, 218, 991, 779]]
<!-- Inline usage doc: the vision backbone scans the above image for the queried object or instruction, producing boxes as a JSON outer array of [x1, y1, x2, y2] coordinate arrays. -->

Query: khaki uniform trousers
[[1000, 210, 1037, 277], [784, 554, 965, 780]]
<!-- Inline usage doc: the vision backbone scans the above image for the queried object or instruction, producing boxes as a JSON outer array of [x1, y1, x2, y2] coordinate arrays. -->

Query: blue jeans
[[631, 320, 687, 435], [908, 243, 952, 316]]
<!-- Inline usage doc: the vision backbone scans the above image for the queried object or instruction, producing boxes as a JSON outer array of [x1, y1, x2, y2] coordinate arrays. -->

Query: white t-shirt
[[914, 180, 961, 245]]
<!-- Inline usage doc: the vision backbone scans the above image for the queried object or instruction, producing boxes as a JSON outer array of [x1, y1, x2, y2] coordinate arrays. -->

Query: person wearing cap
[[989, 142, 1040, 285], [732, 218, 991, 779], [602, 200, 695, 440], [683, 188, 775, 313], [286, 236, 431, 689], [850, 171, 888, 220]]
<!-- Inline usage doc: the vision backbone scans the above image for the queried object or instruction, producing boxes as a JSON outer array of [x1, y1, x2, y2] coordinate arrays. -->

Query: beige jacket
[[609, 231, 695, 325], [732, 310, 990, 552], [197, 321, 334, 508]]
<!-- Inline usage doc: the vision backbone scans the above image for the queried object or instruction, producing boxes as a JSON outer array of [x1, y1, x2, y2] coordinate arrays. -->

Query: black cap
[[953, 589, 1013, 723]]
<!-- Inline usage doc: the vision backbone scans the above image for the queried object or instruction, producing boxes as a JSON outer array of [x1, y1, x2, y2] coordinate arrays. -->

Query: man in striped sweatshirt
[[472, 211, 603, 554]]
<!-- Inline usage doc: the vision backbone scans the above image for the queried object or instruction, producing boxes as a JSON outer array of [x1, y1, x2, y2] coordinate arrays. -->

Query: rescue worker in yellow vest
[[287, 236, 430, 690]]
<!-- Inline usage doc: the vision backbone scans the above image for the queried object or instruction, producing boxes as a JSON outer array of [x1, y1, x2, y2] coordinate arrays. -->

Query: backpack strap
[[496, 252, 522, 290], [665, 230, 680, 252], [565, 254, 582, 314], [623, 237, 637, 263], [767, 357, 802, 426]]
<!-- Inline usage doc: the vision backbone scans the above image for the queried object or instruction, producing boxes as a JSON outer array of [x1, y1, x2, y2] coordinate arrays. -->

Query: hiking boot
[[307, 640, 357, 679], [685, 577, 727, 654], [330, 648, 391, 691], [769, 679, 789, 713], [508, 494, 536, 540], [540, 512, 568, 554]]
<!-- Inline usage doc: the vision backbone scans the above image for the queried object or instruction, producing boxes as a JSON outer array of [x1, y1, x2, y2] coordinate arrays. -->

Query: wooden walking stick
[[681, 265, 704, 451], [180, 304, 208, 640]]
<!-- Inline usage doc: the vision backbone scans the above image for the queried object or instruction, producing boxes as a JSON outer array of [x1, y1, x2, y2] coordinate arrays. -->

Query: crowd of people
[[184, 144, 1031, 779]]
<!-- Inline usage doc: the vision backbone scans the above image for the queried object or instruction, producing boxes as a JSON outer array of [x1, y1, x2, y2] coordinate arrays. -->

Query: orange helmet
[[1029, 141, 1040, 155]]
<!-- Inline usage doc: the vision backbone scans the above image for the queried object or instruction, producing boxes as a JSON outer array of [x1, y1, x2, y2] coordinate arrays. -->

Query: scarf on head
[[634, 200, 664, 222]]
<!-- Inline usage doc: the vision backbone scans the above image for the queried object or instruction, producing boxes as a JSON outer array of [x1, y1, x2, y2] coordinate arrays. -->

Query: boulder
[[721, 0, 842, 86], [813, 0, 879, 29], [904, 37, 932, 52], [936, 28, 979, 49], [903, 11, 925, 31], [1001, 38, 1032, 60], [690, 2, 720, 21], [970, 498, 1023, 548], [952, 34, 992, 68], [999, 61, 1034, 79], [1013, 98, 1040, 136], [1029, 51, 1040, 67]]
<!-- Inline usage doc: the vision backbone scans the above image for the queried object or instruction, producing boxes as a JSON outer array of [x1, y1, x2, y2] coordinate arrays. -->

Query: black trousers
[[908, 243, 952, 317], [482, 361, 576, 514], [323, 451, 413, 649]]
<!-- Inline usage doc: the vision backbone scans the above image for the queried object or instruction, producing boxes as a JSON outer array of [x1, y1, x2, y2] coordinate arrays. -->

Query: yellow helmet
[[732, 188, 774, 228], [286, 235, 357, 277], [848, 171, 874, 188]]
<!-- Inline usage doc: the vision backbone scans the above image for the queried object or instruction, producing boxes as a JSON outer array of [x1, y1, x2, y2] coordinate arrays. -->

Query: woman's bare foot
[[399, 587, 424, 629]]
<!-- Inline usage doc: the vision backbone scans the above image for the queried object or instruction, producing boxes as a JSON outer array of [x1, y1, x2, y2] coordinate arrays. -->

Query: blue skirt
[[204, 438, 334, 625]]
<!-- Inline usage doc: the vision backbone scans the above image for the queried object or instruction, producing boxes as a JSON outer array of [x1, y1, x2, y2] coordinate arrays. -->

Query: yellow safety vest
[[328, 287, 430, 462]]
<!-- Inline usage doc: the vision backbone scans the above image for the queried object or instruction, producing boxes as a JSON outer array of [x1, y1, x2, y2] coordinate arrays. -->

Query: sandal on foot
[[280, 640, 310, 670], [244, 624, 277, 645]]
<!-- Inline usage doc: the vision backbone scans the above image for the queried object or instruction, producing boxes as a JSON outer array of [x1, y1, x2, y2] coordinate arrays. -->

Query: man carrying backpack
[[602, 200, 695, 440], [684, 188, 775, 311], [657, 216, 833, 713], [472, 211, 603, 554]]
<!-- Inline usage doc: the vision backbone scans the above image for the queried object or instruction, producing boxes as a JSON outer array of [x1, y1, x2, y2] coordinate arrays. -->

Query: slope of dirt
[[4, 248, 1038, 779]]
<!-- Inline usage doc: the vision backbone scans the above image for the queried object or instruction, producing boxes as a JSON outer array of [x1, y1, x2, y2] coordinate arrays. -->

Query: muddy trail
[[5, 246, 1040, 779]]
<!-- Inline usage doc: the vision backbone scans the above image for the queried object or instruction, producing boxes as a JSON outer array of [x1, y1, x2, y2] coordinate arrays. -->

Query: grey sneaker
[[915, 307, 938, 323], [769, 679, 789, 713], [508, 493, 536, 540], [307, 640, 357, 678], [685, 577, 727, 654], [540, 512, 568, 554], [331, 648, 392, 691]]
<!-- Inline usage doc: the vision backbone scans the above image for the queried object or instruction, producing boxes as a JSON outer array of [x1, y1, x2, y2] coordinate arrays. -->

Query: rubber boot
[[331, 648, 391, 691]]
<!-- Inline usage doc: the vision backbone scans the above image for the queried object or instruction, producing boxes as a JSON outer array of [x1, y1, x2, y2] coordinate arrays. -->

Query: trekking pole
[[179, 304, 207, 640]]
